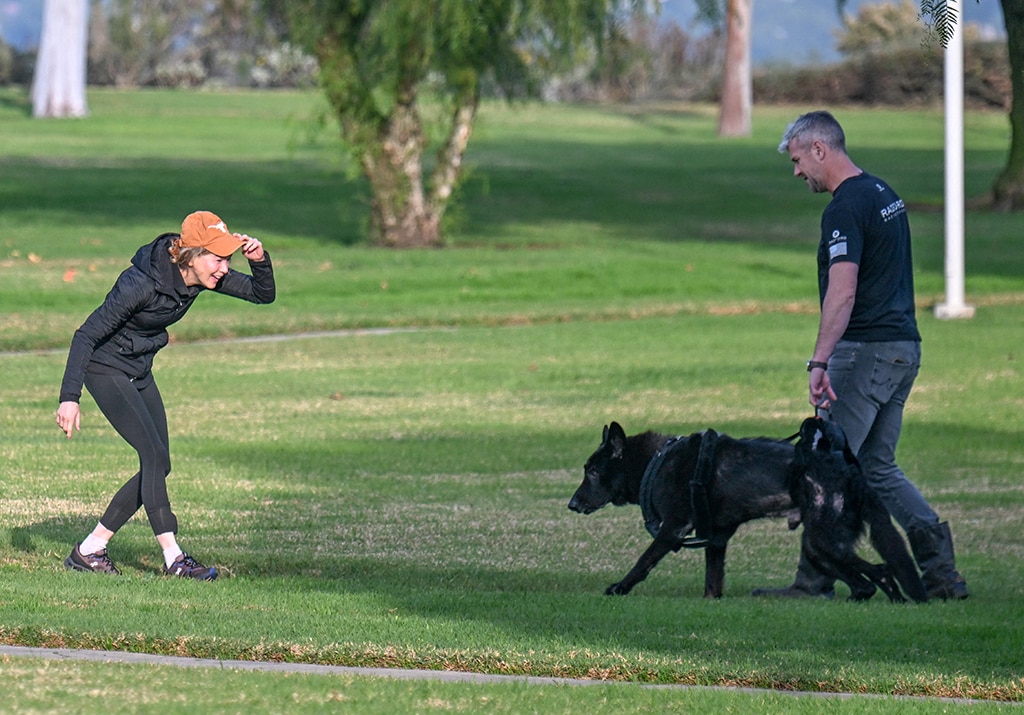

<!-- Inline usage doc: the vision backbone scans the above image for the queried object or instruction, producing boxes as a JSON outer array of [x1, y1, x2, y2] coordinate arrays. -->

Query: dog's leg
[[813, 543, 907, 602], [703, 544, 727, 598], [865, 496, 928, 603], [801, 529, 879, 601], [606, 539, 677, 596], [861, 563, 907, 603]]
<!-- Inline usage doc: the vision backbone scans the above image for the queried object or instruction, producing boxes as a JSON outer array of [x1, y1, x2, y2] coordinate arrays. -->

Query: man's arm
[[809, 261, 858, 408]]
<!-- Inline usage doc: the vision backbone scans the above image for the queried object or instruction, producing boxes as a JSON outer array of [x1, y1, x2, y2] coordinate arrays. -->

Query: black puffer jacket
[[59, 233, 276, 403]]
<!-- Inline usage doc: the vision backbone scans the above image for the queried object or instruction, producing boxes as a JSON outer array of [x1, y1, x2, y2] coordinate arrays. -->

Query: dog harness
[[639, 429, 719, 548]]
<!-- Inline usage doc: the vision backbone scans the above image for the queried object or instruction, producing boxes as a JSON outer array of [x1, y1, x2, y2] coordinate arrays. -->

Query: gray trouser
[[823, 339, 938, 533], [790, 340, 937, 593]]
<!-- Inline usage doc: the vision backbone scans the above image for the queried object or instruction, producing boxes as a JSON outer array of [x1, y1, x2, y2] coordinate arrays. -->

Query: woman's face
[[181, 251, 231, 288]]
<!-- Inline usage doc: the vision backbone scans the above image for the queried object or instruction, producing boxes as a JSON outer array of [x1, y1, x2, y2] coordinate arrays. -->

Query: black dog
[[789, 417, 927, 602], [568, 418, 926, 602]]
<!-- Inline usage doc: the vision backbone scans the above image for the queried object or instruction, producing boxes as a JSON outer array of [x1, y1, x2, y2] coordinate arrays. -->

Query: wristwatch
[[806, 360, 829, 372]]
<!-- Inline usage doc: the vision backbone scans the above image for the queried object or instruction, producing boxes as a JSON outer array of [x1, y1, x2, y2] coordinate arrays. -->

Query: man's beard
[[805, 176, 827, 193]]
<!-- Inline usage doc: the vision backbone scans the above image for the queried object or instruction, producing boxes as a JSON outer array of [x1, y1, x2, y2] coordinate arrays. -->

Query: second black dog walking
[[568, 417, 926, 602]]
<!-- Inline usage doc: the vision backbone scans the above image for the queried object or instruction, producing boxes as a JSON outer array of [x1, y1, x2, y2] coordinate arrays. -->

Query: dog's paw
[[605, 582, 631, 596], [846, 584, 878, 602]]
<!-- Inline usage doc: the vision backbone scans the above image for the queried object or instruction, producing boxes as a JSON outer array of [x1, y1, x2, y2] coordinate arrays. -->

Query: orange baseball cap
[[180, 211, 245, 257]]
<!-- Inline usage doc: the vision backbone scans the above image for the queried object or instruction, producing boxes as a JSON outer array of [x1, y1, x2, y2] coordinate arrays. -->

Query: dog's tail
[[865, 493, 928, 603]]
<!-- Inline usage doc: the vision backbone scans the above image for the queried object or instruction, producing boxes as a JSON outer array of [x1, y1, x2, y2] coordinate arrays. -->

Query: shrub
[[753, 40, 1009, 109]]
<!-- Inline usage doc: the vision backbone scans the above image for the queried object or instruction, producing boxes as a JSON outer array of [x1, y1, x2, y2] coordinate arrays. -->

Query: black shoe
[[64, 544, 120, 575], [908, 522, 969, 601], [927, 574, 969, 601], [164, 552, 218, 581]]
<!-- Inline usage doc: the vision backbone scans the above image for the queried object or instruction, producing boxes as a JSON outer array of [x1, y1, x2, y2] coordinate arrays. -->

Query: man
[[754, 111, 968, 600]]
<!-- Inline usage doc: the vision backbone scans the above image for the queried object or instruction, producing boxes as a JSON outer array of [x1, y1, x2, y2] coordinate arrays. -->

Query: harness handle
[[681, 428, 718, 549]]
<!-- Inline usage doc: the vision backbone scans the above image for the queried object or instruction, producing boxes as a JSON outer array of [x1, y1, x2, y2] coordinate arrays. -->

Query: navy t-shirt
[[818, 172, 921, 343]]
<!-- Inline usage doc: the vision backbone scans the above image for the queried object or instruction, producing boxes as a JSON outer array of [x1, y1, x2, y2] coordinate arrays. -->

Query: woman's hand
[[236, 234, 265, 262], [56, 401, 81, 439]]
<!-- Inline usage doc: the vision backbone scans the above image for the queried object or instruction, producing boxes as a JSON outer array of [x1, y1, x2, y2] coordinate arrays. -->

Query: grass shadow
[[0, 88, 31, 115], [0, 157, 365, 247]]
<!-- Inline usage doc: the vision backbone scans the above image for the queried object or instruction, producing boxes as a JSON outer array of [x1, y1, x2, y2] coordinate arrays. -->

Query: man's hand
[[809, 368, 837, 410]]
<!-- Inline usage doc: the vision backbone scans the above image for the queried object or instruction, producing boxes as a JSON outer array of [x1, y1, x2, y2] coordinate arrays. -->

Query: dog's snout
[[568, 491, 595, 514]]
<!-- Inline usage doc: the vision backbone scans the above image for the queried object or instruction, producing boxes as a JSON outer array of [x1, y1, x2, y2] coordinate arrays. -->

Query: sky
[[0, 0, 41, 51], [0, 0, 1009, 67], [661, 0, 1006, 66]]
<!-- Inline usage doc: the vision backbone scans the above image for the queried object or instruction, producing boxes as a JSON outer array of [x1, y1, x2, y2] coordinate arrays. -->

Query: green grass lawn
[[0, 88, 1022, 712]]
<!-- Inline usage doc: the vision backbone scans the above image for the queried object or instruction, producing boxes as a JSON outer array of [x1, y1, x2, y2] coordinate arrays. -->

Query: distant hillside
[[660, 0, 1007, 67]]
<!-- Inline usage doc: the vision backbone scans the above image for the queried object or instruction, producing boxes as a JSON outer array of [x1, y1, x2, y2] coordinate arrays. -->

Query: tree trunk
[[359, 99, 443, 248], [717, 0, 752, 137], [429, 86, 479, 219], [993, 0, 1024, 211], [32, 0, 89, 118], [358, 86, 478, 248]]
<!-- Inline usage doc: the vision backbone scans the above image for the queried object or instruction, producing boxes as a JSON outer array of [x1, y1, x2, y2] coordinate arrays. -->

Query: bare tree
[[694, 0, 752, 137], [32, 0, 89, 118], [717, 0, 751, 137]]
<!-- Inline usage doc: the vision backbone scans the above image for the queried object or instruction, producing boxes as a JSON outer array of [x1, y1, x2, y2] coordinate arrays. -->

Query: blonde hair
[[168, 235, 208, 266]]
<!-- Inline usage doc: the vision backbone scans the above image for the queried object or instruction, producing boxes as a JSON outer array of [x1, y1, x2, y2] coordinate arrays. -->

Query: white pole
[[935, 6, 974, 319]]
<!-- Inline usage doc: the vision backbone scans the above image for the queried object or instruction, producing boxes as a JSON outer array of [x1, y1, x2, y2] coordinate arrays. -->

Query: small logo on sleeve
[[828, 229, 848, 260]]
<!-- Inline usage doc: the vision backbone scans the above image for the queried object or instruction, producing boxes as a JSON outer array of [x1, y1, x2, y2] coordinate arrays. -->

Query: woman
[[56, 210, 276, 580]]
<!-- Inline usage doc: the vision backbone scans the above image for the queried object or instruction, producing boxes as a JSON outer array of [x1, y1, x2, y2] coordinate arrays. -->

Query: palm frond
[[919, 0, 959, 48]]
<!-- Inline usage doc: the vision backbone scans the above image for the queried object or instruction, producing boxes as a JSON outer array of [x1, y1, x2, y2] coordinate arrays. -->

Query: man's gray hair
[[778, 110, 847, 154]]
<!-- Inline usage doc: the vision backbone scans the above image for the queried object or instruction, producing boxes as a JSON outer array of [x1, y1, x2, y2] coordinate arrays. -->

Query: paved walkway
[[0, 645, 1011, 706], [0, 644, 592, 686]]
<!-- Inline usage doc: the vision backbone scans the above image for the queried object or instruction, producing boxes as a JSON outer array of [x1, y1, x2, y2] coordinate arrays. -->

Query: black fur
[[568, 418, 926, 602], [791, 417, 927, 603]]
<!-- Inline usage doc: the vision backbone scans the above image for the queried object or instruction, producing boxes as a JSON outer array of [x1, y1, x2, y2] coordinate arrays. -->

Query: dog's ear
[[607, 422, 627, 458], [602, 424, 609, 443]]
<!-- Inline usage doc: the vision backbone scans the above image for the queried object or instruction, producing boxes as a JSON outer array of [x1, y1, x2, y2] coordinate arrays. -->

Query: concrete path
[[0, 645, 1009, 706]]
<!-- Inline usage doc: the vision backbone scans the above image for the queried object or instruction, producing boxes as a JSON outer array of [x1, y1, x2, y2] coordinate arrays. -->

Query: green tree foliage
[[89, 0, 300, 88], [837, 0, 930, 55], [270, 0, 626, 247], [918, 0, 961, 46], [0, 37, 13, 84], [840, 0, 1024, 210], [89, 0, 208, 86]]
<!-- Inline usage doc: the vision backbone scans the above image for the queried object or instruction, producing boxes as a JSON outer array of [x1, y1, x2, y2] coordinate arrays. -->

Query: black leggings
[[84, 369, 178, 535]]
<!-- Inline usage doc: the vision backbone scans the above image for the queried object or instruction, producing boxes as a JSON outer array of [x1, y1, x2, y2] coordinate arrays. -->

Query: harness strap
[[638, 429, 720, 549], [639, 436, 680, 539], [682, 428, 718, 548], [640, 427, 801, 547]]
